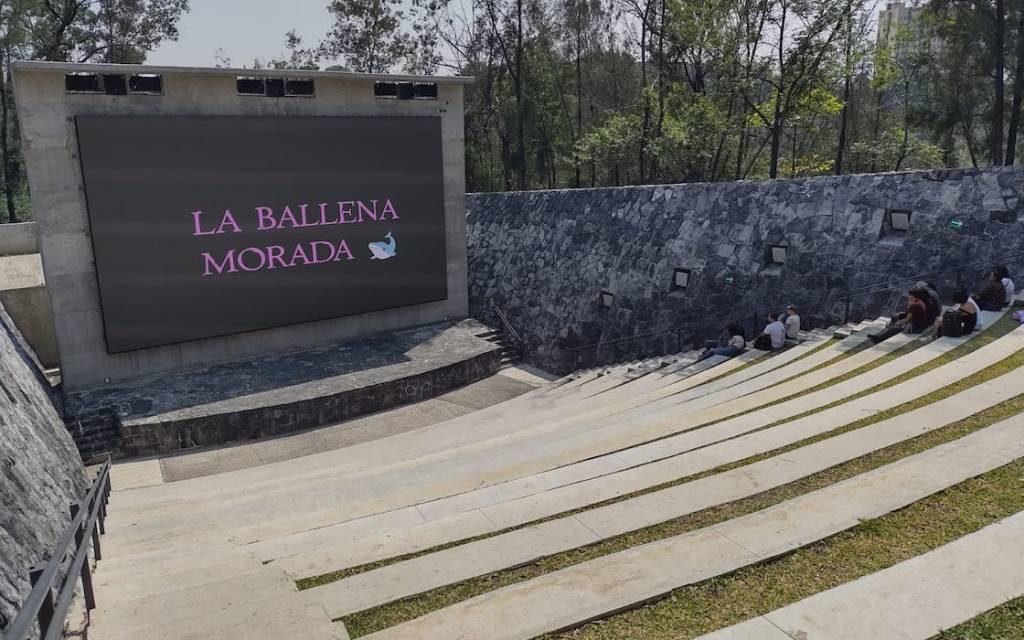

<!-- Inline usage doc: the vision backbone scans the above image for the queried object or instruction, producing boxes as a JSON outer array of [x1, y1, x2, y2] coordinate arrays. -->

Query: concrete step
[[356, 414, 1024, 639], [699, 511, 1024, 640], [305, 365, 1024, 616]]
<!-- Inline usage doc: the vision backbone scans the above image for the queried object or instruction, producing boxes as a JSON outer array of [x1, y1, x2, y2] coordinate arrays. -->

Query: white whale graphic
[[368, 231, 397, 260]]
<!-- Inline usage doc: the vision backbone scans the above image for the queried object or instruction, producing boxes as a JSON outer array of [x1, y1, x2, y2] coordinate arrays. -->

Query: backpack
[[753, 334, 774, 351], [941, 309, 963, 338]]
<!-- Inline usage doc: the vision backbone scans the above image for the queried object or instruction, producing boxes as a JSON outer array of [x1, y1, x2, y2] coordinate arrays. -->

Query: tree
[[320, 0, 415, 73]]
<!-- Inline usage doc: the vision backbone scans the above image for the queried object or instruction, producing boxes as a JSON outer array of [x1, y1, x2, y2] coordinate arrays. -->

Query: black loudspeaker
[[397, 82, 415, 100], [129, 74, 163, 94], [266, 78, 285, 97], [237, 77, 266, 95], [103, 75, 128, 95], [414, 83, 438, 99], [285, 79, 315, 96], [65, 73, 101, 93]]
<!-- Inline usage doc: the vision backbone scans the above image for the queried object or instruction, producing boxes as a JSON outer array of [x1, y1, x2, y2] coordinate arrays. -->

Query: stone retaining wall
[[467, 168, 1024, 373], [0, 301, 86, 637]]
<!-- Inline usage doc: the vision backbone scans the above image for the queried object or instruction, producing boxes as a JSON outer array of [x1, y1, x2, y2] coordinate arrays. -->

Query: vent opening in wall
[[374, 81, 399, 98], [414, 83, 438, 99], [285, 78, 315, 96], [237, 76, 266, 95], [65, 73, 102, 93], [672, 268, 692, 289], [129, 74, 163, 94], [103, 74, 127, 95], [397, 82, 416, 99], [880, 208, 912, 245], [768, 245, 788, 265], [266, 78, 286, 97], [600, 291, 615, 308]]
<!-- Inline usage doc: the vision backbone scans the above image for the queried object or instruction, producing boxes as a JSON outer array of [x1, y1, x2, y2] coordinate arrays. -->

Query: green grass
[[540, 461, 1024, 639], [340, 376, 1024, 637], [936, 597, 1024, 639]]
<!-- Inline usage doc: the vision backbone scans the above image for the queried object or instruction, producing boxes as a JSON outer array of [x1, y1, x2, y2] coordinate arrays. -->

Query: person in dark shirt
[[870, 289, 930, 344], [975, 270, 1008, 312], [915, 281, 942, 326]]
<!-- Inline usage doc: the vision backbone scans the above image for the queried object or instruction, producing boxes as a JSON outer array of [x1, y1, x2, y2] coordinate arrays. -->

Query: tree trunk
[[639, 10, 650, 184], [835, 17, 853, 175], [515, 0, 527, 189], [0, 55, 17, 224], [574, 5, 582, 188], [1006, 1, 1024, 165], [993, 0, 1007, 165], [768, 1, 788, 179]]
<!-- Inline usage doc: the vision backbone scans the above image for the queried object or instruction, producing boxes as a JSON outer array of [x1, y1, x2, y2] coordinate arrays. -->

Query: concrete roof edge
[[11, 60, 474, 84]]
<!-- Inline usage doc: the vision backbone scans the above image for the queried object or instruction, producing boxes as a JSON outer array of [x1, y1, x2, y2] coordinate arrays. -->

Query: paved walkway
[[699, 510, 1024, 640]]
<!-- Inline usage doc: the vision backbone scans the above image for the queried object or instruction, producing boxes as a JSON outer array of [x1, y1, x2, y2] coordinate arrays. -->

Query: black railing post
[[28, 565, 56, 637], [69, 503, 97, 611]]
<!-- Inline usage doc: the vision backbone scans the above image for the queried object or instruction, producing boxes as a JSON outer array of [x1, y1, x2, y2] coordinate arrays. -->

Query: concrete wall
[[467, 167, 1024, 373], [0, 252, 59, 368], [0, 222, 38, 256], [13, 62, 470, 390], [0, 300, 87, 637]]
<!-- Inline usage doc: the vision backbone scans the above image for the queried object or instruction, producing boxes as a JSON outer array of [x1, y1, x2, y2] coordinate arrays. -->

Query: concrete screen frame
[[13, 61, 471, 390]]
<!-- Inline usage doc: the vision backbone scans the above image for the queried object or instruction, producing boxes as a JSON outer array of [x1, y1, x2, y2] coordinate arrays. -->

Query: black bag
[[753, 334, 774, 351], [941, 309, 963, 338]]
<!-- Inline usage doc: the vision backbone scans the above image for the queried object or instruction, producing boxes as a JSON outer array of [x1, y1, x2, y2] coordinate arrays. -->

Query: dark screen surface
[[75, 115, 448, 354]]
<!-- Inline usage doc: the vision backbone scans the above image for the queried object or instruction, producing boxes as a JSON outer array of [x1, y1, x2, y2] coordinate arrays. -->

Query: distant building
[[877, 1, 925, 50]]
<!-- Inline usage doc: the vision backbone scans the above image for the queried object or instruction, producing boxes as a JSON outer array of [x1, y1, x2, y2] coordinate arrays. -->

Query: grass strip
[[300, 316, 1020, 596], [540, 461, 1024, 639], [340, 379, 1024, 637], [935, 597, 1024, 639]]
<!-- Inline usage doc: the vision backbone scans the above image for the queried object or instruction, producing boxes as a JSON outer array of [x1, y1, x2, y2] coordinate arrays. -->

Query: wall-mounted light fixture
[[889, 209, 911, 232], [600, 291, 615, 308], [673, 268, 692, 289], [769, 245, 788, 265]]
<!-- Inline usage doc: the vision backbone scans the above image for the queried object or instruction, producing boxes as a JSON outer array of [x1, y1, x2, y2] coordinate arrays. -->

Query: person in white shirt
[[783, 304, 801, 339], [755, 312, 787, 351], [996, 265, 1015, 305]]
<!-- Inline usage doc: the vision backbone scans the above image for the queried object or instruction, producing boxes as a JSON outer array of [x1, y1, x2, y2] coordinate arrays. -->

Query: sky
[[148, 0, 885, 70], [146, 0, 334, 68]]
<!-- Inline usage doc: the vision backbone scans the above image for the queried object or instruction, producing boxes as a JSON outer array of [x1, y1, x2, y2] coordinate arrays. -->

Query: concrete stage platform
[[64, 320, 503, 460]]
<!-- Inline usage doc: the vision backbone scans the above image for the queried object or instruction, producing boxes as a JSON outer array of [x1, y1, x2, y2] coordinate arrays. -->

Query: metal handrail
[[491, 303, 524, 348], [7, 459, 111, 640], [556, 253, 1024, 364]]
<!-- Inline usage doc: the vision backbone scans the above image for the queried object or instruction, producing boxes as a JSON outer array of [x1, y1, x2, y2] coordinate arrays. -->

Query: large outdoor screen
[[75, 115, 448, 354]]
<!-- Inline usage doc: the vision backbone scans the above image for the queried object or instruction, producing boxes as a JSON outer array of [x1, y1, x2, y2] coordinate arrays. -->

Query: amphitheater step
[[357, 414, 1024, 640], [305, 365, 1024, 616], [260, 327, 962, 574], [106, 325, 949, 553], [698, 510, 1024, 640]]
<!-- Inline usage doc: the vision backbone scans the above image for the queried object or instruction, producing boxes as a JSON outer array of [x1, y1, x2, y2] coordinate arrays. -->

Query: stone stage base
[[64, 320, 502, 459]]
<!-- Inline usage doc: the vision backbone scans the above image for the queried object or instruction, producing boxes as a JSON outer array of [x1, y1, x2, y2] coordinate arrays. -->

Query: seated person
[[975, 269, 1008, 312], [919, 281, 942, 325], [753, 312, 787, 351], [870, 289, 930, 344], [937, 287, 980, 337], [783, 304, 801, 339], [699, 324, 746, 361], [995, 265, 1015, 306]]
